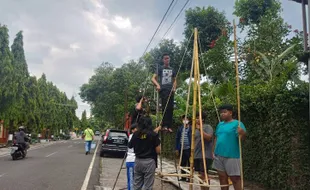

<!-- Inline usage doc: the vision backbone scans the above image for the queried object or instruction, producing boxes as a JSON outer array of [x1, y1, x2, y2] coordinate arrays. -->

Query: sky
[[0, 0, 305, 118]]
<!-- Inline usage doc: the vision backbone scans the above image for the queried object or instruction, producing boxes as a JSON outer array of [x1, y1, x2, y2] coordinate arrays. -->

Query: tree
[[184, 6, 229, 53], [80, 110, 88, 130], [234, 0, 281, 27], [0, 25, 16, 131]]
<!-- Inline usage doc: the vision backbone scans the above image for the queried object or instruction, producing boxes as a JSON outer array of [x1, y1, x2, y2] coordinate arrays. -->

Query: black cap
[[218, 104, 233, 111]]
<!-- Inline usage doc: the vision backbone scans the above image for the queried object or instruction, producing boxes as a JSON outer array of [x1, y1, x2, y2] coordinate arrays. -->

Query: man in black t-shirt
[[128, 116, 161, 190], [151, 53, 177, 132]]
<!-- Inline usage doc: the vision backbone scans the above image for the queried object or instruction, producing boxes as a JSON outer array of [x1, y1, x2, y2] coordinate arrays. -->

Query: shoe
[[168, 128, 173, 133], [86, 151, 89, 155], [178, 178, 186, 182]]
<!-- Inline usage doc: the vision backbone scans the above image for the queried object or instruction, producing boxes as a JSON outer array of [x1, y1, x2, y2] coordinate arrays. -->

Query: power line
[[141, 0, 176, 58], [161, 0, 190, 40], [157, 0, 179, 35]]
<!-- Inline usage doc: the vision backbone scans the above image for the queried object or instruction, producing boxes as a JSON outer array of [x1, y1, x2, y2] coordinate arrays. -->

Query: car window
[[109, 132, 127, 138]]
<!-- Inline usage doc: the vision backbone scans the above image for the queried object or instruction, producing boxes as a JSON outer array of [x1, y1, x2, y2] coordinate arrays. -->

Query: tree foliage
[[0, 25, 78, 135]]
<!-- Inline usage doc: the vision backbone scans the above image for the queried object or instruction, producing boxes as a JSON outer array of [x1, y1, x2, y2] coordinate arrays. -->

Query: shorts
[[194, 158, 213, 173], [213, 155, 240, 176]]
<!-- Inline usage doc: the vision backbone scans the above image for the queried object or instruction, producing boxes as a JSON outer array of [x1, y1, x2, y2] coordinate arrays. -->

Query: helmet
[[18, 126, 25, 130]]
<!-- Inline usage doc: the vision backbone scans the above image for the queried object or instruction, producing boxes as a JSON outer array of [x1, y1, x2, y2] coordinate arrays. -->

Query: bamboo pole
[[196, 40, 209, 184], [189, 28, 199, 190], [233, 19, 244, 190]]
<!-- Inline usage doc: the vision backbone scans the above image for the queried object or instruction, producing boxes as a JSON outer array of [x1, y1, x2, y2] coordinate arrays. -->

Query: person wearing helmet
[[14, 126, 29, 156]]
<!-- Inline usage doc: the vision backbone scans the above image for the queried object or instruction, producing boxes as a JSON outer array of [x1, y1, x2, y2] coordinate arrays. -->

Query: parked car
[[95, 131, 100, 136], [100, 129, 128, 157]]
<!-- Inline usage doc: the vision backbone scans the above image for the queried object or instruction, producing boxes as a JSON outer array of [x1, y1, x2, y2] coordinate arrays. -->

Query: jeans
[[85, 141, 92, 152], [126, 162, 135, 190]]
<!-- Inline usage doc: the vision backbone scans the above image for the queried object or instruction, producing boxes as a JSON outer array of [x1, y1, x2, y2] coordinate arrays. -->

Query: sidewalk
[[95, 156, 178, 190]]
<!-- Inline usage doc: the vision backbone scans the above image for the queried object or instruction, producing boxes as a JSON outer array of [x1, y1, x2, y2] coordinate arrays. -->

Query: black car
[[100, 129, 129, 157]]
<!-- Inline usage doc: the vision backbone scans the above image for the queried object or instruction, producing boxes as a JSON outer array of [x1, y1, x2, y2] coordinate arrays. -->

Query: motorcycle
[[10, 141, 30, 160]]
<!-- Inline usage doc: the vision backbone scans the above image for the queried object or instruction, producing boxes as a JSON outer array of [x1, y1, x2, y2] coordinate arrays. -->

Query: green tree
[[234, 0, 281, 27], [0, 25, 16, 131], [184, 6, 229, 53]]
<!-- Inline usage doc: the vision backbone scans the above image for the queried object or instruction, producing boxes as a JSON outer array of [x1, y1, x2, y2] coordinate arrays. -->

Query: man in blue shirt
[[175, 115, 192, 181], [213, 104, 246, 190]]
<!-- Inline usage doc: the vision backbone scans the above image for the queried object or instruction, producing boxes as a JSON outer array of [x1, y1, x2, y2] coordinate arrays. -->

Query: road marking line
[[81, 141, 100, 190], [45, 152, 58, 157], [68, 145, 73, 148], [0, 173, 6, 178]]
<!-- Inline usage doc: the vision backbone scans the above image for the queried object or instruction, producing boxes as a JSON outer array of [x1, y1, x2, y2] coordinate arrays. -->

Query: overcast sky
[[0, 0, 305, 118]]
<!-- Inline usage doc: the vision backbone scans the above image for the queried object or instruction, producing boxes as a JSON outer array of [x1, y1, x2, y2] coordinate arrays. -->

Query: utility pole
[[290, 0, 310, 140]]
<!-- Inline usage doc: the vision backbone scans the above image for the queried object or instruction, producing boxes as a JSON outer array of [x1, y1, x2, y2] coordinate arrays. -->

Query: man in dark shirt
[[128, 116, 161, 190], [151, 53, 177, 132], [14, 126, 29, 156]]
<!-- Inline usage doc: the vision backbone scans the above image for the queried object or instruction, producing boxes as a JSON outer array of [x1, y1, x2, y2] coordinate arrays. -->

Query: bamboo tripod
[[158, 22, 244, 189], [157, 28, 231, 189]]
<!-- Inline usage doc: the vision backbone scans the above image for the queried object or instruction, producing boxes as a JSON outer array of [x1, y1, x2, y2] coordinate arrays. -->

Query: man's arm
[[173, 77, 177, 91], [136, 98, 143, 110], [202, 131, 212, 141], [212, 137, 217, 158], [152, 74, 160, 91]]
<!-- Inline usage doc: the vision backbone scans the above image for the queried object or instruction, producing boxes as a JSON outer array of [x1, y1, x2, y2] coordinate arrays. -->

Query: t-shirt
[[126, 134, 135, 163], [194, 124, 213, 159], [214, 120, 246, 158], [128, 131, 160, 160], [181, 127, 190, 150], [84, 128, 94, 141], [16, 131, 26, 144], [155, 65, 176, 92]]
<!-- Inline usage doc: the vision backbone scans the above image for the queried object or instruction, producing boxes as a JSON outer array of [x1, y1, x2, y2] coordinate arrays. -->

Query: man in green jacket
[[84, 126, 94, 155]]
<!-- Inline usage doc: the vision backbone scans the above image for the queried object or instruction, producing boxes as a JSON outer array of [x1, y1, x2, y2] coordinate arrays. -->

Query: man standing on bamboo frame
[[152, 52, 177, 133], [213, 104, 246, 190]]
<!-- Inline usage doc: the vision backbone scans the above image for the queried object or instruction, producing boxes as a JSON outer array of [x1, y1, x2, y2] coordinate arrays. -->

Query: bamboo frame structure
[[233, 19, 244, 190], [189, 27, 199, 190], [157, 27, 241, 189]]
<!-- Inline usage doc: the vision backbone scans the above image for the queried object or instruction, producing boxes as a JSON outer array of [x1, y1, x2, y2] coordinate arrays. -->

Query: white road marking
[[45, 152, 58, 157], [68, 145, 73, 148], [0, 173, 6, 178], [81, 141, 100, 190]]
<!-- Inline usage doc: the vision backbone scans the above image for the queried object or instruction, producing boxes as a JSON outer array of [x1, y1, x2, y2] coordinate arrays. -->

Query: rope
[[197, 33, 220, 122], [178, 56, 194, 168]]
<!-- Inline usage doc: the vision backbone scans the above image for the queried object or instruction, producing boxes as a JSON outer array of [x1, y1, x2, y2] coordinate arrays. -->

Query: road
[[0, 138, 101, 190]]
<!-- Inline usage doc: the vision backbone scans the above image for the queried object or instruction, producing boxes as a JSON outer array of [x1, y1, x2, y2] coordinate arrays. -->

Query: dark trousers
[[160, 90, 174, 128], [180, 149, 190, 179]]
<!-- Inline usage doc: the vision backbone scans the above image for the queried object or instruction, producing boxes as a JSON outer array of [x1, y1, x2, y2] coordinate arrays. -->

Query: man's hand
[[237, 127, 246, 136], [156, 85, 161, 91], [154, 126, 162, 133], [175, 150, 179, 157]]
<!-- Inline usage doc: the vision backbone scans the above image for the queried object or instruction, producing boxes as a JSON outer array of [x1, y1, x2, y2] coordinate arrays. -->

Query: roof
[[290, 0, 308, 4]]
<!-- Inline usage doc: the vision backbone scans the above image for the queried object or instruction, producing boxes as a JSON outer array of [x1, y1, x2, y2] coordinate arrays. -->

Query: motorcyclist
[[14, 126, 29, 156]]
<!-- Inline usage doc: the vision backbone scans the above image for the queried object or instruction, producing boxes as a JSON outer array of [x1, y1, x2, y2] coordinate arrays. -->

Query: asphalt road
[[0, 138, 101, 190]]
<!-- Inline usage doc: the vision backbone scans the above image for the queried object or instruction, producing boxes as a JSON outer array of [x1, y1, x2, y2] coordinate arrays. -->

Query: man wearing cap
[[212, 104, 246, 190]]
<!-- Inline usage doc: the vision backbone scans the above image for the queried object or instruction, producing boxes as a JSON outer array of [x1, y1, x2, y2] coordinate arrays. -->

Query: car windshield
[[109, 132, 127, 138]]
